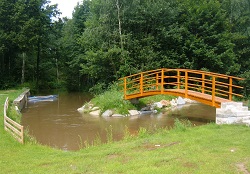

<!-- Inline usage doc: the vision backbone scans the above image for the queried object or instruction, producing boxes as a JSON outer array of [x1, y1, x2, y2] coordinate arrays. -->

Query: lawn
[[0, 89, 249, 174]]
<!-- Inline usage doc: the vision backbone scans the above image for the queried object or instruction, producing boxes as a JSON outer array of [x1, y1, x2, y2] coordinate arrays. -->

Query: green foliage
[[91, 83, 136, 115], [138, 127, 149, 138], [1, 0, 250, 97]]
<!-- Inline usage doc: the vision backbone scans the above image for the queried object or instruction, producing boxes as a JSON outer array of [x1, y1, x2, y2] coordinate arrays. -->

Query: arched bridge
[[119, 68, 244, 108]]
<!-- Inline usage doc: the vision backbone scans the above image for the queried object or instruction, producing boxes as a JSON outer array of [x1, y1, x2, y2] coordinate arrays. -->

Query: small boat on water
[[28, 95, 58, 102]]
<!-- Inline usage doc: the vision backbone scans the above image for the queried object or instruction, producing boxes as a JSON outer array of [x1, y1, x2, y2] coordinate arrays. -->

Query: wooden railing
[[120, 68, 244, 107], [4, 97, 24, 144]]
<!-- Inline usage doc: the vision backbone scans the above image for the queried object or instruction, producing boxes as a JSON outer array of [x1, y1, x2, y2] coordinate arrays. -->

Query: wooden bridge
[[119, 68, 244, 108]]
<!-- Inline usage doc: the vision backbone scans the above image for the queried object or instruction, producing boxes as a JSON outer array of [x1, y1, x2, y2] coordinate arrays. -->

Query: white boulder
[[102, 110, 113, 117], [177, 97, 186, 105]]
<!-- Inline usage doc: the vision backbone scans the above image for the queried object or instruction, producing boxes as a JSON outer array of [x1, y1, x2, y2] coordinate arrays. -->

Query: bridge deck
[[126, 89, 231, 108]]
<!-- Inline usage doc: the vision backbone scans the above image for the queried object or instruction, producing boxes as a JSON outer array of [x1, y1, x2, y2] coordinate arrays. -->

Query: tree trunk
[[56, 57, 59, 87], [21, 52, 25, 84], [116, 0, 123, 51], [36, 40, 41, 87]]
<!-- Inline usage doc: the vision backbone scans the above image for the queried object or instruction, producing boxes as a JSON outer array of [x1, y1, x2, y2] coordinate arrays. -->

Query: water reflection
[[21, 93, 215, 151]]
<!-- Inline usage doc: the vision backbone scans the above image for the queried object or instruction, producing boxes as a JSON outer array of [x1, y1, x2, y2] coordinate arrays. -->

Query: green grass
[[0, 89, 250, 173]]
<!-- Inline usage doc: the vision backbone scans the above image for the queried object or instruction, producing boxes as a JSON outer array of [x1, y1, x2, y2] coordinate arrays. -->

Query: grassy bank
[[0, 89, 250, 173]]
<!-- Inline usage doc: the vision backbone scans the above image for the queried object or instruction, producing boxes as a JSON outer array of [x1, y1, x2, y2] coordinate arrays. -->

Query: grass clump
[[91, 83, 136, 115]]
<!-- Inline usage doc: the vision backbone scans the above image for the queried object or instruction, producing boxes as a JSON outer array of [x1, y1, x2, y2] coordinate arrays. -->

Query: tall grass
[[91, 83, 136, 115]]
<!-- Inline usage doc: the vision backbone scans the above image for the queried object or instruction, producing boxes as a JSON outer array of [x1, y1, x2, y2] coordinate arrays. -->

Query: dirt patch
[[236, 163, 250, 174], [183, 162, 197, 168], [107, 154, 120, 160]]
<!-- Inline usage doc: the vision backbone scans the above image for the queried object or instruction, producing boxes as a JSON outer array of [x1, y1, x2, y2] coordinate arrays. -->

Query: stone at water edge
[[128, 110, 140, 116], [112, 114, 125, 117], [91, 107, 100, 111], [102, 110, 113, 117], [170, 99, 177, 107], [77, 103, 94, 113], [77, 106, 85, 113], [154, 102, 163, 109], [160, 100, 170, 106], [89, 110, 101, 116], [177, 96, 186, 105]]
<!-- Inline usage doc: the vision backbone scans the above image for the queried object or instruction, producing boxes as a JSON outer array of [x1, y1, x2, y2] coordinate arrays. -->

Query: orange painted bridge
[[119, 68, 244, 108]]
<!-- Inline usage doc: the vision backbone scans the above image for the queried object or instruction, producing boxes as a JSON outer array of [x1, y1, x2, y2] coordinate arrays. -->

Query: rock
[[160, 100, 170, 106], [89, 110, 101, 116], [154, 102, 163, 109], [141, 106, 151, 111], [170, 99, 177, 107], [102, 110, 113, 117], [77, 103, 95, 113], [112, 114, 125, 117], [184, 98, 197, 104], [216, 102, 250, 125], [91, 107, 99, 111], [140, 110, 157, 115], [177, 97, 186, 105], [128, 110, 140, 116], [77, 106, 85, 113]]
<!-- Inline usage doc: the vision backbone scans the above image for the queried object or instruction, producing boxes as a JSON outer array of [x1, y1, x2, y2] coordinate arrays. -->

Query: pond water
[[21, 92, 215, 151]]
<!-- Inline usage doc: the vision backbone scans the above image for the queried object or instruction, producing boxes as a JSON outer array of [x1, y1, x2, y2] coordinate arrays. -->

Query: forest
[[0, 0, 250, 96]]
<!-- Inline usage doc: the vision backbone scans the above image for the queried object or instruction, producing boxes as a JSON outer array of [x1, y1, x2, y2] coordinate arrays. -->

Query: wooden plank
[[5, 127, 23, 143], [4, 119, 22, 136], [4, 116, 22, 129]]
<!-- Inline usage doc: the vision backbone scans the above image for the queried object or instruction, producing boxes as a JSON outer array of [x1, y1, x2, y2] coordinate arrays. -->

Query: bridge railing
[[120, 68, 244, 103]]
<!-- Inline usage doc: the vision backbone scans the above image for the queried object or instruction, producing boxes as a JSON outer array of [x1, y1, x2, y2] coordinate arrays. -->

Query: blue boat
[[28, 95, 58, 102]]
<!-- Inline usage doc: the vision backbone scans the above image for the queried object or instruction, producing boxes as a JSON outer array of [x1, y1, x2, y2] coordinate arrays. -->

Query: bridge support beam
[[216, 102, 250, 125]]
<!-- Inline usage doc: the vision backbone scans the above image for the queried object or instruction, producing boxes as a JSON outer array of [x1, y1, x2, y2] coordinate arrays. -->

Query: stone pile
[[216, 102, 250, 125], [77, 97, 195, 117]]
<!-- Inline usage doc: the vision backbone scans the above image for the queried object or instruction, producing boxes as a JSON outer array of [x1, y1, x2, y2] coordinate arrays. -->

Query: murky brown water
[[21, 93, 215, 151]]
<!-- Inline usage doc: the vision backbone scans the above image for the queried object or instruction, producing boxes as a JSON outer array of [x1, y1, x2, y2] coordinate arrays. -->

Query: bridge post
[[124, 77, 127, 99], [229, 77, 233, 100], [177, 70, 180, 89], [185, 71, 188, 98], [161, 69, 164, 94], [212, 76, 215, 107], [202, 73, 205, 93], [140, 73, 143, 96], [156, 73, 159, 90]]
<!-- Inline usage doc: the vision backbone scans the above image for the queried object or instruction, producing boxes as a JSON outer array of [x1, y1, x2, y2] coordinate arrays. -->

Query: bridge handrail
[[119, 68, 244, 107]]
